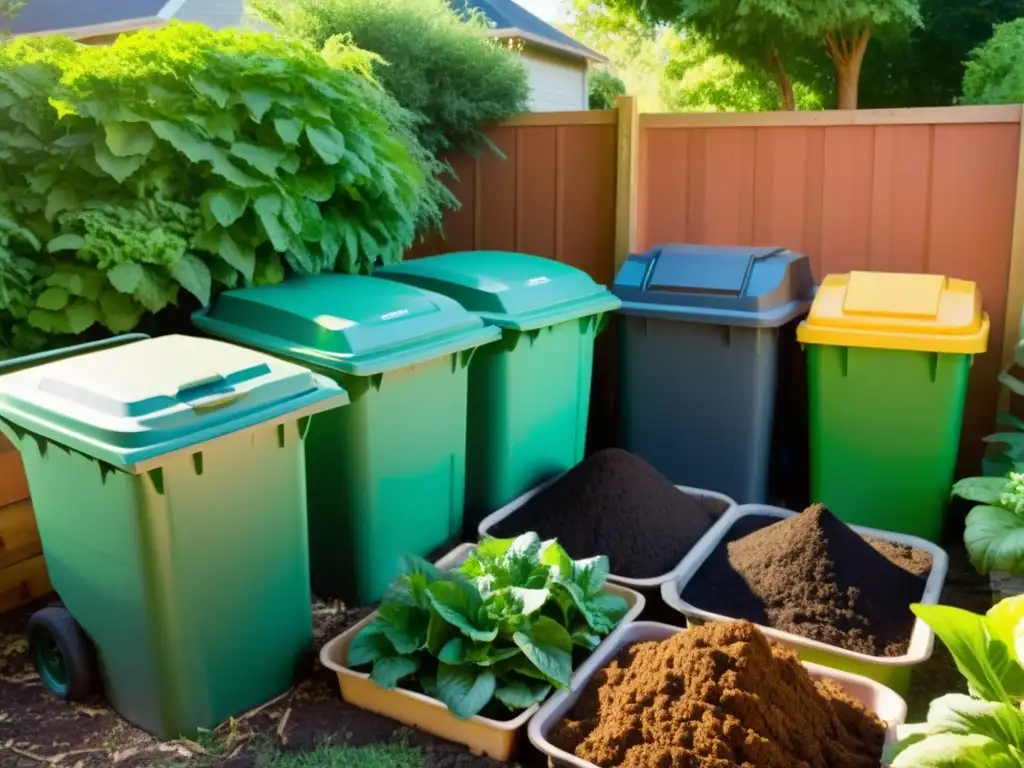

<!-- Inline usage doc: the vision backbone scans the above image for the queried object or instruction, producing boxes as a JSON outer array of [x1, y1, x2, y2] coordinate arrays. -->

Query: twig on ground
[[276, 708, 291, 745]]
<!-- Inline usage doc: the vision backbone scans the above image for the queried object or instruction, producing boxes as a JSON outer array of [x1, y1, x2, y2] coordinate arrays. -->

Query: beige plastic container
[[477, 479, 738, 589], [527, 621, 908, 768], [660, 504, 949, 694], [319, 543, 645, 762]]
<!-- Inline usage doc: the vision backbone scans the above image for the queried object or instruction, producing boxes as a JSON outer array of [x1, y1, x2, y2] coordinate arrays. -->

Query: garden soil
[[681, 504, 932, 656], [552, 620, 885, 768], [489, 449, 725, 578]]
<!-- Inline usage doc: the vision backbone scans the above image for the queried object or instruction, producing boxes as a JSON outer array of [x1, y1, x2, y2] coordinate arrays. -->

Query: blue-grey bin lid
[[612, 244, 816, 327]]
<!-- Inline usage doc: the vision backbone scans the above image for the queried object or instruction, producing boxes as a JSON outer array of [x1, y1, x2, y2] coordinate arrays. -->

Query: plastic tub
[[319, 543, 645, 762], [660, 504, 949, 694], [527, 621, 908, 767], [477, 478, 737, 590]]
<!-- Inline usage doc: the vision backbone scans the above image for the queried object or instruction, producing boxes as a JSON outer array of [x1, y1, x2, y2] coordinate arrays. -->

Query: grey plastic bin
[[613, 244, 816, 504]]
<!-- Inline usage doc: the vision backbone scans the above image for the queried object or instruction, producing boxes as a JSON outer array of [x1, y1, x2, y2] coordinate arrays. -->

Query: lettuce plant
[[953, 473, 1024, 577], [884, 597, 1024, 766], [348, 533, 629, 720]]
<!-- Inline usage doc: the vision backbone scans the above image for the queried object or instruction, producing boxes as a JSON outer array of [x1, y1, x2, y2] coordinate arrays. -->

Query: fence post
[[614, 95, 639, 278], [998, 105, 1024, 418]]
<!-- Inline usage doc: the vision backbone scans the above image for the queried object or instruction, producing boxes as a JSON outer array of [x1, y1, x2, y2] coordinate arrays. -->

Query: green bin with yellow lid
[[797, 271, 990, 542]]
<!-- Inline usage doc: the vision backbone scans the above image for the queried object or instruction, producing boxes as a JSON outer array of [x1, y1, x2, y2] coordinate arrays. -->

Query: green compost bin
[[193, 275, 500, 603], [376, 251, 621, 526], [0, 334, 347, 738], [797, 271, 990, 542]]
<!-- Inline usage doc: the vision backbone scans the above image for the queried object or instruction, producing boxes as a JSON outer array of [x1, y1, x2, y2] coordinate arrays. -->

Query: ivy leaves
[[348, 535, 630, 721]]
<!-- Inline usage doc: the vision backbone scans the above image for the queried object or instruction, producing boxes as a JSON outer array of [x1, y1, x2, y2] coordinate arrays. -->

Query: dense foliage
[[349, 534, 628, 720], [605, 0, 921, 109], [565, 0, 824, 112], [962, 17, 1024, 105], [250, 0, 530, 157], [952, 473, 1024, 577], [588, 69, 626, 109], [0, 24, 450, 357], [885, 597, 1024, 765]]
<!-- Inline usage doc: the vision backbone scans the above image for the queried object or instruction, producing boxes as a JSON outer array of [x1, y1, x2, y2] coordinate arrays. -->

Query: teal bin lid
[[0, 335, 349, 473], [192, 275, 501, 377], [613, 244, 817, 328], [375, 251, 621, 332]]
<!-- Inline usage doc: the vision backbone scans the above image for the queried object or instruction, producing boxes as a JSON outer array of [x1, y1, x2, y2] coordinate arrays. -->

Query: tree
[[961, 17, 1024, 104], [860, 0, 1024, 108], [564, 0, 823, 111], [0, 0, 26, 37], [607, 0, 922, 109], [589, 68, 626, 109]]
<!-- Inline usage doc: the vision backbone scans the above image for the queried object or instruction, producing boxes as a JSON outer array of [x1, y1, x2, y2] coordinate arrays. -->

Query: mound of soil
[[681, 504, 932, 656], [552, 620, 885, 768], [490, 449, 725, 578]]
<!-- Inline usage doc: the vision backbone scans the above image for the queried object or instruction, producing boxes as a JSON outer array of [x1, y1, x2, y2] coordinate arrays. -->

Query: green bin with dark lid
[[0, 334, 347, 738], [376, 251, 620, 527], [193, 275, 500, 602], [614, 244, 816, 505]]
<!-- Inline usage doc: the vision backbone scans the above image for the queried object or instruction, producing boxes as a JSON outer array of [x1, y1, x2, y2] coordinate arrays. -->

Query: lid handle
[[189, 391, 248, 413], [177, 374, 227, 395]]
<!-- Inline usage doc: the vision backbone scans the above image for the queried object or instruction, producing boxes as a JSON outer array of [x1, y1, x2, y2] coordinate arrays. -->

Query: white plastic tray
[[477, 478, 738, 589], [659, 504, 949, 691], [528, 621, 907, 768], [319, 543, 645, 761]]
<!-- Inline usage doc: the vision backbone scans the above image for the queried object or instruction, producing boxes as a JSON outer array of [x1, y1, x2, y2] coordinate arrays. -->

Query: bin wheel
[[27, 606, 98, 701]]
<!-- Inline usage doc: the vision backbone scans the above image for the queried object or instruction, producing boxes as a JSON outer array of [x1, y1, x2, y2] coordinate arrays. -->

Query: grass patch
[[253, 742, 425, 768]]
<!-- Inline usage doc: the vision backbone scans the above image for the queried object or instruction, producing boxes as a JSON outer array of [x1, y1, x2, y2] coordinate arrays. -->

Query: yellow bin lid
[[796, 271, 990, 354]]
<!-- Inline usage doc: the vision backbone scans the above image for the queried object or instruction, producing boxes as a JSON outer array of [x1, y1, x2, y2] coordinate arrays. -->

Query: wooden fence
[[412, 101, 1024, 473]]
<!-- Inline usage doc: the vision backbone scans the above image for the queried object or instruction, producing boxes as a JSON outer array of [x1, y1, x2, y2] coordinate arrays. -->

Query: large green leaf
[[36, 287, 69, 311], [106, 262, 145, 294], [306, 125, 346, 164], [231, 142, 284, 177], [273, 117, 303, 146], [985, 434, 1024, 462], [170, 254, 212, 305], [47, 234, 85, 254], [953, 477, 1010, 506], [427, 580, 498, 643], [435, 664, 496, 720], [347, 623, 395, 667], [370, 655, 420, 690], [964, 505, 1024, 576], [94, 142, 146, 183], [924, 694, 1024, 748], [201, 189, 249, 229], [98, 289, 144, 333], [512, 616, 573, 689], [64, 300, 101, 334], [912, 603, 1024, 701], [104, 122, 155, 158], [494, 679, 551, 711], [217, 231, 256, 282], [889, 733, 1019, 767]]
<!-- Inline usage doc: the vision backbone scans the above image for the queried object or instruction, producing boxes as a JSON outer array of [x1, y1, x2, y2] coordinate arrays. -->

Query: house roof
[[2, 0, 182, 38], [451, 0, 606, 63]]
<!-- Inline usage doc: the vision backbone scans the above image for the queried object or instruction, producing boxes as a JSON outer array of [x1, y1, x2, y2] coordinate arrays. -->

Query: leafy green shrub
[[0, 23, 452, 357], [589, 69, 626, 109], [885, 596, 1024, 766], [251, 0, 530, 157], [952, 472, 1024, 577], [962, 18, 1024, 105], [349, 533, 628, 720]]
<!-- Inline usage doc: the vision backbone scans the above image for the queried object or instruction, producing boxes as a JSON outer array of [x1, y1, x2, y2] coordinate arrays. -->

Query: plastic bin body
[[614, 245, 816, 505], [193, 275, 500, 603], [0, 335, 347, 738], [799, 272, 990, 542], [376, 251, 620, 524]]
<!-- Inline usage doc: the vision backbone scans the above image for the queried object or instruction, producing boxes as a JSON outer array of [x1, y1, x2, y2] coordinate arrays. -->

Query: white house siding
[[518, 44, 589, 112]]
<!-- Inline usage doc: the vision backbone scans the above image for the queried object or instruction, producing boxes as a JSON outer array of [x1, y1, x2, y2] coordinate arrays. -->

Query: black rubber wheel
[[26, 606, 98, 701]]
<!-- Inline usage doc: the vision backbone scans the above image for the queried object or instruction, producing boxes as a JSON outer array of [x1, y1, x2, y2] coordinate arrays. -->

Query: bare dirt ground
[[0, 540, 992, 768]]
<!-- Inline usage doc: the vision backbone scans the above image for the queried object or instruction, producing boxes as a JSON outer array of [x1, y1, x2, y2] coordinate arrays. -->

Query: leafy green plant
[[0, 23, 453, 357], [962, 18, 1024, 106], [249, 0, 530, 157], [589, 69, 626, 110], [348, 533, 629, 720], [953, 473, 1024, 578], [884, 596, 1024, 765]]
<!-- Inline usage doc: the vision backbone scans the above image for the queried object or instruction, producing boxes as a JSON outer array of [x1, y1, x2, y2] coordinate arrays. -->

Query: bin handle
[[0, 333, 149, 376], [188, 391, 247, 413]]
